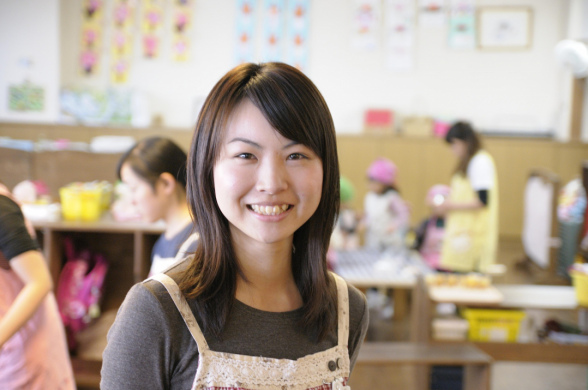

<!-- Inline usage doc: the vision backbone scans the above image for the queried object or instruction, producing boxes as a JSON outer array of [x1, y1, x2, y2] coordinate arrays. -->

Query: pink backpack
[[56, 237, 108, 351]]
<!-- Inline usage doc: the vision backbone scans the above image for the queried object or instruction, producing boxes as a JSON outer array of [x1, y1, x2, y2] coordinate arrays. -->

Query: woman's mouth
[[249, 204, 291, 216]]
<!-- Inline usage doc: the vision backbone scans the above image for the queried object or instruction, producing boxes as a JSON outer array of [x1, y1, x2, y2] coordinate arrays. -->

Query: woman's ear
[[157, 172, 177, 195]]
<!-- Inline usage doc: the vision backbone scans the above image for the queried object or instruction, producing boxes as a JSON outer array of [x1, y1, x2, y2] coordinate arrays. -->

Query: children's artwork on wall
[[262, 0, 285, 62], [235, 0, 256, 64], [385, 0, 415, 71], [8, 82, 45, 112], [142, 0, 164, 58], [110, 0, 135, 83], [448, 0, 475, 49], [352, 0, 381, 50], [286, 0, 309, 71], [419, 0, 446, 27], [172, 1, 192, 62], [79, 0, 104, 76], [477, 7, 533, 50]]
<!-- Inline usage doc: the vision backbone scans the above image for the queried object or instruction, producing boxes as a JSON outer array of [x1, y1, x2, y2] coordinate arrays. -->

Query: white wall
[[60, 1, 573, 135], [0, 0, 60, 123]]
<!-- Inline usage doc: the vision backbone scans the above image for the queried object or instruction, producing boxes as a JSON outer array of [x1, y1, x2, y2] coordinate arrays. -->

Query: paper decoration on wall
[[352, 0, 381, 50], [142, 0, 164, 58], [8, 82, 45, 112], [419, 0, 446, 27], [110, 0, 135, 83], [80, 0, 104, 76], [286, 0, 310, 71], [448, 0, 475, 49], [172, 0, 192, 61], [60, 87, 132, 125], [262, 0, 285, 62], [235, 0, 256, 64], [385, 0, 415, 70]]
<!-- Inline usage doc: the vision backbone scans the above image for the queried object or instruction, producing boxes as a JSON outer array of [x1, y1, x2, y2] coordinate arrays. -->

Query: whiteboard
[[522, 176, 555, 269]]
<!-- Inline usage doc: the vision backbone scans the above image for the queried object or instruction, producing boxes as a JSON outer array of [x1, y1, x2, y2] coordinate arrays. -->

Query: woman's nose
[[256, 158, 288, 195]]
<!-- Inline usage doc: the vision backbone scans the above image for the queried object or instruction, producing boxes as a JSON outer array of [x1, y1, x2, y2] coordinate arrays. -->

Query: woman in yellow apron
[[436, 122, 499, 273]]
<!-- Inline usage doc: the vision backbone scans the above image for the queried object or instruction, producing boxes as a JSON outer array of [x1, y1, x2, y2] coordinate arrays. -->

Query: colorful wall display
[[80, 0, 104, 76], [419, 0, 446, 27], [172, 0, 192, 62], [9, 82, 45, 112], [385, 0, 415, 70], [141, 0, 164, 58], [235, 0, 256, 64], [286, 0, 309, 71], [352, 0, 381, 50], [110, 0, 135, 83], [448, 0, 476, 49], [262, 0, 285, 62]]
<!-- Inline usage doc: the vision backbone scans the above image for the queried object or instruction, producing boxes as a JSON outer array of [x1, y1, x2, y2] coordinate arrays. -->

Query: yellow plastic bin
[[60, 185, 103, 221], [462, 308, 526, 342], [571, 271, 588, 307]]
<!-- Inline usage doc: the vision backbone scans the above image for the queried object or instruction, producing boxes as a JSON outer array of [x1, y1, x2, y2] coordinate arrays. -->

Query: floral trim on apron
[[151, 273, 351, 390]]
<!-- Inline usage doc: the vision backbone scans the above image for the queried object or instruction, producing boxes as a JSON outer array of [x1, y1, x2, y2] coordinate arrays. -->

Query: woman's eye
[[236, 152, 254, 159], [288, 153, 307, 160]]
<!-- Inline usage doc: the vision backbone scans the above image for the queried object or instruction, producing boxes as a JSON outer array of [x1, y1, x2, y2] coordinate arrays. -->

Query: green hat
[[340, 176, 355, 203]]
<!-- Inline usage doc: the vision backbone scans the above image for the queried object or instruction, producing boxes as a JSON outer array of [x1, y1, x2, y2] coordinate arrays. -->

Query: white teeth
[[251, 204, 289, 216]]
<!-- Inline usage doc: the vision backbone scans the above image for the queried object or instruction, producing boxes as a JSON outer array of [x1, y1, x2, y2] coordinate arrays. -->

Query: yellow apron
[[440, 151, 499, 273]]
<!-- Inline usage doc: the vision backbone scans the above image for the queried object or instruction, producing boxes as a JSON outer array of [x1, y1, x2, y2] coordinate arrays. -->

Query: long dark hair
[[116, 137, 188, 190], [444, 121, 482, 175], [179, 62, 340, 342]]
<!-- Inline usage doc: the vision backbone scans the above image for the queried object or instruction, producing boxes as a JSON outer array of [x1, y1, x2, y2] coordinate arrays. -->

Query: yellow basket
[[60, 185, 103, 222], [462, 308, 525, 343], [571, 271, 588, 307]]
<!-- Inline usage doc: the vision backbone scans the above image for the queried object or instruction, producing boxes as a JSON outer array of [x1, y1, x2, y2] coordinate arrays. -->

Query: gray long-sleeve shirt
[[101, 260, 369, 390]]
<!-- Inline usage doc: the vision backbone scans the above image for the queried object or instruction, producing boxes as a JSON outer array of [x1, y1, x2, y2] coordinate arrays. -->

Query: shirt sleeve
[[347, 284, 369, 372], [101, 283, 175, 390], [388, 192, 410, 229], [467, 153, 495, 191], [0, 195, 39, 260]]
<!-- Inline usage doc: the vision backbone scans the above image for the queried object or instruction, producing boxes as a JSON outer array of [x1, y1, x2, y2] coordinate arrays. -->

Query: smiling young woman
[[101, 63, 369, 390]]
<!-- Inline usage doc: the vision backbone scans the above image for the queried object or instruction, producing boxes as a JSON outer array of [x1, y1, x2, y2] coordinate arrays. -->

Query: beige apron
[[151, 273, 351, 390]]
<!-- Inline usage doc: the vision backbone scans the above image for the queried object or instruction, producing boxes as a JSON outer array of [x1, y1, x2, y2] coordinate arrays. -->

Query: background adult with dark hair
[[435, 121, 499, 273], [117, 137, 198, 277]]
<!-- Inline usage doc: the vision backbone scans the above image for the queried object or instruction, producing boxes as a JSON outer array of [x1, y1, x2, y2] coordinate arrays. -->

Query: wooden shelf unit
[[32, 215, 165, 388]]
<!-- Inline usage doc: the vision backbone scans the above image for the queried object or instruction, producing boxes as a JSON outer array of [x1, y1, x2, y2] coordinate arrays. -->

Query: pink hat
[[426, 184, 451, 204], [367, 158, 397, 186]]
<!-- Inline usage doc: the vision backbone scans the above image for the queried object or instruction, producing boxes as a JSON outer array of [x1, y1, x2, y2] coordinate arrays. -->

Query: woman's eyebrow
[[227, 138, 301, 150]]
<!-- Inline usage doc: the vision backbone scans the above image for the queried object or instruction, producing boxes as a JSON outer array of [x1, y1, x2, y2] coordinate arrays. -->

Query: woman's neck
[[234, 239, 302, 312]]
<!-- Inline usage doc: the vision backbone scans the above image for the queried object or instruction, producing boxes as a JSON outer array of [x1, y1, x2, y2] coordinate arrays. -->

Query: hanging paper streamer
[[79, 0, 104, 76], [448, 0, 475, 49], [419, 0, 446, 27], [9, 81, 45, 112], [142, 0, 164, 58], [286, 0, 310, 71], [352, 0, 381, 50], [262, 0, 285, 62], [235, 0, 256, 64], [110, 0, 135, 83], [385, 0, 415, 71], [172, 0, 192, 61]]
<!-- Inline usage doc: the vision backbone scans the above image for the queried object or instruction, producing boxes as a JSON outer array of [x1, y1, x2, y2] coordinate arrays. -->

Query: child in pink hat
[[361, 157, 410, 251]]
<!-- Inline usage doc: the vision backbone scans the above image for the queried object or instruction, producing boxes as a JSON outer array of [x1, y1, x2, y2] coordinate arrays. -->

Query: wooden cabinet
[[32, 215, 165, 388], [412, 278, 588, 365]]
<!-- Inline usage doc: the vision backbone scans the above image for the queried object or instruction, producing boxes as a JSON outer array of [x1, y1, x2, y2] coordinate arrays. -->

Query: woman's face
[[449, 138, 467, 159], [213, 100, 323, 248], [120, 163, 167, 223]]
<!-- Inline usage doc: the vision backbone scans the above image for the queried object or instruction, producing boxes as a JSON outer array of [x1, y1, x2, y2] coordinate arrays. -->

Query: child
[[117, 137, 198, 277], [101, 62, 369, 389], [331, 176, 360, 251], [362, 157, 410, 251], [413, 184, 451, 270], [0, 183, 75, 389]]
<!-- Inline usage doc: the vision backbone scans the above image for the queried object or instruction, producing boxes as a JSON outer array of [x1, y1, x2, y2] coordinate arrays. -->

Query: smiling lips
[[250, 204, 291, 216]]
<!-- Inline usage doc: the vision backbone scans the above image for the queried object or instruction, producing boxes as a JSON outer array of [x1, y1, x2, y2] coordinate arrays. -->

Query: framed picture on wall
[[477, 7, 533, 50]]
